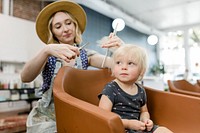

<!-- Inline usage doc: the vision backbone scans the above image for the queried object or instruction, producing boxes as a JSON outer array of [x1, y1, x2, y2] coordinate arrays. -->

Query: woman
[[20, 0, 124, 133]]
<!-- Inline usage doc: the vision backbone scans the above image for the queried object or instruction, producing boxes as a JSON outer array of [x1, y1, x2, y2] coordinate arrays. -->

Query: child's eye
[[128, 62, 135, 65], [116, 61, 121, 65]]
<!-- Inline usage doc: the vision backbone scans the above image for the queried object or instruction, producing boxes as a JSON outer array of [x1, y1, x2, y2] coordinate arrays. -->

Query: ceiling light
[[147, 35, 159, 45], [112, 18, 125, 34]]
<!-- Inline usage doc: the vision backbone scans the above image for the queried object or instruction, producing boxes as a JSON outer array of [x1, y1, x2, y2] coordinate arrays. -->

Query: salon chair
[[53, 66, 200, 133], [195, 79, 200, 87], [168, 79, 200, 97]]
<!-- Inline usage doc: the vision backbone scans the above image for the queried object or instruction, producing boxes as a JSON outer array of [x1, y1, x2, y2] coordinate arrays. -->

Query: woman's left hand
[[101, 32, 124, 48]]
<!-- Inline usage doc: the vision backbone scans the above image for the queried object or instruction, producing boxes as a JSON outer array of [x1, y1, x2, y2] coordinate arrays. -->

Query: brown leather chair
[[195, 79, 200, 87], [53, 66, 200, 133], [198, 79, 200, 85], [53, 67, 125, 133], [145, 86, 200, 133], [168, 79, 200, 97]]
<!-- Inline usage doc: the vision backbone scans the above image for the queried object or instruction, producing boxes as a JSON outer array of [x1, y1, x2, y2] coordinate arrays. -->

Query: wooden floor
[[0, 109, 29, 133], [0, 109, 29, 119]]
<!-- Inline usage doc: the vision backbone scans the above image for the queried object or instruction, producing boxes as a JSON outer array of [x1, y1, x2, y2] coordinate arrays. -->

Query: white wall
[[0, 14, 44, 112], [0, 13, 44, 62]]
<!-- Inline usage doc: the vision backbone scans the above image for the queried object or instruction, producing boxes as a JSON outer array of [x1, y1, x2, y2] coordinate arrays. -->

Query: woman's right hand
[[46, 44, 80, 62], [21, 43, 80, 82]]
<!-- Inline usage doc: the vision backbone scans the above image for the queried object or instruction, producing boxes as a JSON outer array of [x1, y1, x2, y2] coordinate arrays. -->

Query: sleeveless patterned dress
[[26, 48, 96, 133]]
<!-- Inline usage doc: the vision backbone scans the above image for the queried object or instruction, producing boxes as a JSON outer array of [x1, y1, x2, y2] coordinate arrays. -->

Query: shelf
[[0, 88, 40, 112], [0, 97, 40, 103], [0, 88, 37, 90], [0, 88, 40, 103]]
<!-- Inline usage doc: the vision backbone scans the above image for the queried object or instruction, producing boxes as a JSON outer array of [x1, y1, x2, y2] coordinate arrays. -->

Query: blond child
[[99, 44, 173, 133]]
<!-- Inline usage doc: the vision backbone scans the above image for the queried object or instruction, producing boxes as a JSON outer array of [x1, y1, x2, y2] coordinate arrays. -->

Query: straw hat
[[36, 0, 87, 44]]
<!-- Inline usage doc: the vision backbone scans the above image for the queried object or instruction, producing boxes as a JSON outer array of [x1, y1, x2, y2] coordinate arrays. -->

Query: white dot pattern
[[99, 81, 147, 120], [41, 48, 88, 93], [98, 81, 158, 132]]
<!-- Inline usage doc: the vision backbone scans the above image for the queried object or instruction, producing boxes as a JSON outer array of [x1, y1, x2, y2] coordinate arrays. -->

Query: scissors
[[78, 42, 90, 50]]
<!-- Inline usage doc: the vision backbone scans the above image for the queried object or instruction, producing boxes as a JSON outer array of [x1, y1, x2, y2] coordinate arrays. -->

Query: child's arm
[[98, 95, 113, 111], [140, 104, 154, 131], [99, 95, 146, 131], [140, 104, 150, 121]]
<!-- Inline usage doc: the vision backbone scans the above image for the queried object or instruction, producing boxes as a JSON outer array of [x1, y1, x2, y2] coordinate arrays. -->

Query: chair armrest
[[53, 89, 125, 133]]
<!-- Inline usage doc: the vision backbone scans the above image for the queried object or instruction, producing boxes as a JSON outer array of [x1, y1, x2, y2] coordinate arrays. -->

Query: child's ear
[[111, 67, 115, 77], [110, 60, 115, 76], [111, 72, 115, 77], [138, 69, 145, 81]]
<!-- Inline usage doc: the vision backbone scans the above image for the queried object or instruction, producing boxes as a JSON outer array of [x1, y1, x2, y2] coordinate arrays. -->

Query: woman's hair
[[112, 44, 148, 81], [47, 11, 82, 44]]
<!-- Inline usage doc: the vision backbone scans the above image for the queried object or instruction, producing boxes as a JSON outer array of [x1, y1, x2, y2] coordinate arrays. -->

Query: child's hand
[[128, 119, 146, 131], [144, 119, 153, 131]]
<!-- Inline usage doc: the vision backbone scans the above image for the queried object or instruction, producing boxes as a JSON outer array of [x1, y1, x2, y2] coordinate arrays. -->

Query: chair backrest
[[53, 66, 125, 133], [167, 79, 200, 97], [61, 67, 114, 105]]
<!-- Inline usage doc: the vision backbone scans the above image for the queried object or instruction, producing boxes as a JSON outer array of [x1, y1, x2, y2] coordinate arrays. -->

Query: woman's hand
[[101, 32, 124, 49], [46, 44, 80, 62]]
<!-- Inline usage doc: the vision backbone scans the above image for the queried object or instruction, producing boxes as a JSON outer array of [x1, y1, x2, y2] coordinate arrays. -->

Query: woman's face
[[51, 12, 76, 44]]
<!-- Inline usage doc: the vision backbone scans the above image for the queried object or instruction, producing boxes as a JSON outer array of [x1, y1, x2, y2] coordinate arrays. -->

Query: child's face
[[112, 57, 141, 83]]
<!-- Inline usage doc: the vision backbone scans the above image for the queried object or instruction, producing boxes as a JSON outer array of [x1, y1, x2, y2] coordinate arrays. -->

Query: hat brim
[[36, 0, 87, 44]]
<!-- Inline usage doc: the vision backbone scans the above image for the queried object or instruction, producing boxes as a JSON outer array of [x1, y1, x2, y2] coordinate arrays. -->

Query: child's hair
[[112, 44, 148, 81]]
